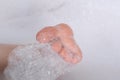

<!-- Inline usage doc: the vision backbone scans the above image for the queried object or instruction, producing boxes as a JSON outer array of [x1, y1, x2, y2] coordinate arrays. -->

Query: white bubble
[[4, 43, 73, 80]]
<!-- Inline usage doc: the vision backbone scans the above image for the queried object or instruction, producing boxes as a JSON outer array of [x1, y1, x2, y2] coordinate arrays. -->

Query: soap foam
[[4, 43, 72, 80]]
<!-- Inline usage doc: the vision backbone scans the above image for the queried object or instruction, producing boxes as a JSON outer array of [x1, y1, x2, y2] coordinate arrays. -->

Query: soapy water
[[4, 42, 73, 80]]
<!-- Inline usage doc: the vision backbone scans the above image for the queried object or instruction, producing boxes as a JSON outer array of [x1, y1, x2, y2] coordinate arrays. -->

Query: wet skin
[[0, 24, 82, 72], [36, 23, 82, 64]]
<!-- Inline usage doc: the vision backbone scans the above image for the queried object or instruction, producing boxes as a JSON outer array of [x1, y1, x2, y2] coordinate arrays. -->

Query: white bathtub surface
[[0, 0, 120, 80]]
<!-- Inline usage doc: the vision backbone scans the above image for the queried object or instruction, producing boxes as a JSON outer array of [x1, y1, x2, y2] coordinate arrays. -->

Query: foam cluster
[[4, 43, 72, 80]]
